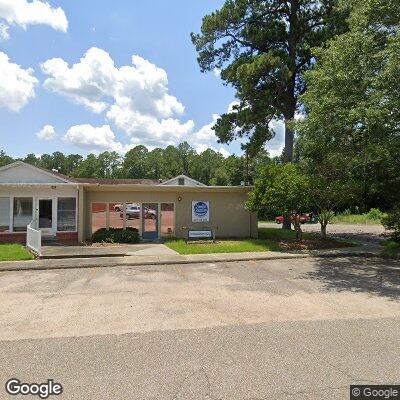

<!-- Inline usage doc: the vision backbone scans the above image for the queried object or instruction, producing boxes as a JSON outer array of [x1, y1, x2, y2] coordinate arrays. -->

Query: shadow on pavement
[[306, 257, 400, 300]]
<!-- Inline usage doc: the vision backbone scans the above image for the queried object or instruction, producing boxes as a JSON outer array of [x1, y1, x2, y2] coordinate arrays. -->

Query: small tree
[[310, 174, 355, 239], [247, 163, 310, 240], [382, 207, 400, 243]]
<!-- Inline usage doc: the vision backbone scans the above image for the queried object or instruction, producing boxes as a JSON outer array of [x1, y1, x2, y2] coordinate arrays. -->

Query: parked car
[[275, 214, 311, 224], [120, 204, 141, 219], [113, 203, 123, 212], [144, 206, 156, 219], [119, 204, 157, 219]]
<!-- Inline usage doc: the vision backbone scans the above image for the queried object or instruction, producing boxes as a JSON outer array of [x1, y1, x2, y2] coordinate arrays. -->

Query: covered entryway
[[36, 198, 54, 237]]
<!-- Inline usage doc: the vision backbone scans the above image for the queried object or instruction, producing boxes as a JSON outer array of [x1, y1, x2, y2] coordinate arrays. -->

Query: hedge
[[92, 227, 140, 244]]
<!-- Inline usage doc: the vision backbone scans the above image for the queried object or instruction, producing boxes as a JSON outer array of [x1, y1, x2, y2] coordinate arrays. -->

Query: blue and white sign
[[192, 201, 210, 222]]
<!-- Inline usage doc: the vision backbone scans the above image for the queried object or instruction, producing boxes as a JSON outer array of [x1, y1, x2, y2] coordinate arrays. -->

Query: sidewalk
[[0, 244, 381, 272]]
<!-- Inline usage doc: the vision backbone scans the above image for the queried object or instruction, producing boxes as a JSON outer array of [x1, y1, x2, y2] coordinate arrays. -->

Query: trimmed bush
[[92, 227, 140, 244]]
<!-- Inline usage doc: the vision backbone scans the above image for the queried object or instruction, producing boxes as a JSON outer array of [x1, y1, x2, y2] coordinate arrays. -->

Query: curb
[[0, 250, 380, 273]]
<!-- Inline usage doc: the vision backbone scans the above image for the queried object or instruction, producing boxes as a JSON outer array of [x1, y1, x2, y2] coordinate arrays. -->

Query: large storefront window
[[13, 197, 33, 232], [109, 203, 124, 229], [91, 203, 107, 234], [161, 203, 175, 236], [57, 197, 76, 231], [0, 197, 10, 232], [125, 203, 141, 232]]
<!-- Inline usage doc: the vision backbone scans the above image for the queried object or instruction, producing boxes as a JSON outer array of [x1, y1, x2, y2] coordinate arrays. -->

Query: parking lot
[[1, 256, 399, 398]]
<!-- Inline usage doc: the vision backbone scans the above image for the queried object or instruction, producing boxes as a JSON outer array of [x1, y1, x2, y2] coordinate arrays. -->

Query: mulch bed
[[267, 238, 355, 251]]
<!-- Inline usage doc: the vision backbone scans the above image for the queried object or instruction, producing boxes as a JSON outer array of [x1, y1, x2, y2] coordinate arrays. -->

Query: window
[[91, 203, 107, 234], [178, 177, 185, 185], [125, 203, 141, 232], [0, 197, 10, 232], [13, 197, 33, 232], [57, 198, 76, 232], [161, 203, 175, 235], [108, 203, 124, 229]]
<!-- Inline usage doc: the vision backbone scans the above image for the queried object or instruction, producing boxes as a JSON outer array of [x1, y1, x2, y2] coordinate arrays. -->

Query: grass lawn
[[0, 244, 34, 261], [331, 214, 385, 225], [165, 227, 354, 255], [165, 238, 281, 255]]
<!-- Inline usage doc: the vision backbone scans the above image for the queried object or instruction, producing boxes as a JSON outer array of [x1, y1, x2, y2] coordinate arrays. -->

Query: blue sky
[[0, 0, 285, 158]]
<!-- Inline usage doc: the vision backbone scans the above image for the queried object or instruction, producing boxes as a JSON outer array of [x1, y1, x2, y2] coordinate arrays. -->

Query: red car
[[275, 214, 311, 224]]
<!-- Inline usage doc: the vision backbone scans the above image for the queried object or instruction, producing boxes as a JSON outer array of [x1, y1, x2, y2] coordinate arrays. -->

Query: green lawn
[[331, 214, 384, 225], [165, 238, 281, 255], [0, 244, 34, 261]]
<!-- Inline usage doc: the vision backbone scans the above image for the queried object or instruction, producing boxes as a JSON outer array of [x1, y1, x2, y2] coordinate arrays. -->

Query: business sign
[[188, 230, 212, 239], [192, 201, 210, 222]]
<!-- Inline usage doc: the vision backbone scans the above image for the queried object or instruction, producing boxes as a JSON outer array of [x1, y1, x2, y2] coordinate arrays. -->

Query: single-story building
[[0, 161, 257, 244]]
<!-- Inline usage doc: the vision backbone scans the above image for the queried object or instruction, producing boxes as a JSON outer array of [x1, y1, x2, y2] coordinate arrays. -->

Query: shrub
[[366, 208, 384, 221], [92, 227, 140, 244], [382, 207, 400, 242]]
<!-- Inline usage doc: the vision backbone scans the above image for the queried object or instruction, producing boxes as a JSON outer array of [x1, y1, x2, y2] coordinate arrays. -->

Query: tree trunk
[[320, 222, 327, 239], [283, 118, 294, 163], [283, 213, 291, 230]]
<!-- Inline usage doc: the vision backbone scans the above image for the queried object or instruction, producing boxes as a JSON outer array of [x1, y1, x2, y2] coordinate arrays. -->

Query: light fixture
[[178, 196, 182, 202]]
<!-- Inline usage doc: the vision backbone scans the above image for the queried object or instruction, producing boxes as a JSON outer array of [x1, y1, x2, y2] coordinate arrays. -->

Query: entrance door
[[37, 199, 54, 236], [142, 203, 158, 240]]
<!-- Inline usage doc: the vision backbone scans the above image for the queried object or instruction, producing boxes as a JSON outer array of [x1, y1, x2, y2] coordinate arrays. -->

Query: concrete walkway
[[41, 243, 178, 259], [0, 243, 381, 272]]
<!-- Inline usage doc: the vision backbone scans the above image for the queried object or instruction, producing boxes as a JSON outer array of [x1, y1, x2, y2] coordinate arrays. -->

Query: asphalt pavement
[[0, 256, 399, 399]]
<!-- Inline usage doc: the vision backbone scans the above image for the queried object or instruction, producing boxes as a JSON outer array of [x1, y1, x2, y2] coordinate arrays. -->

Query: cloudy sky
[[0, 0, 285, 158]]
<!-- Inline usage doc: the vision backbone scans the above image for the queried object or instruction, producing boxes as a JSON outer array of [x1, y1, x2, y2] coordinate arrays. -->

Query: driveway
[[260, 222, 387, 244], [0, 257, 399, 399]]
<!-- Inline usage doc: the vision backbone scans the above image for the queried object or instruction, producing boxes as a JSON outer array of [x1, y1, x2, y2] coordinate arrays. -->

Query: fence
[[26, 220, 41, 256]]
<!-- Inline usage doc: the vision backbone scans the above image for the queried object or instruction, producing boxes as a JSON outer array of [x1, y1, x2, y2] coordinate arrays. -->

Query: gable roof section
[[0, 161, 74, 184], [160, 174, 206, 186]]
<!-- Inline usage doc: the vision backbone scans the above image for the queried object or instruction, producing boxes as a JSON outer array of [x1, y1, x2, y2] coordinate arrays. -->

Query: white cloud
[[213, 68, 221, 78], [193, 113, 219, 143], [266, 120, 285, 157], [41, 48, 115, 113], [63, 124, 129, 153], [0, 0, 68, 36], [0, 51, 38, 111], [36, 124, 56, 140], [0, 22, 9, 39], [218, 147, 230, 158], [42, 47, 193, 147]]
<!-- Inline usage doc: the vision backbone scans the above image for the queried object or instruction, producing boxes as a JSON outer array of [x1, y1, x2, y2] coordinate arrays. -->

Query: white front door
[[36, 198, 55, 236]]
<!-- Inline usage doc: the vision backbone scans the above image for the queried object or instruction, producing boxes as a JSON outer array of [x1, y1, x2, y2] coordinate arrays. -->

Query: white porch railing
[[27, 220, 42, 256]]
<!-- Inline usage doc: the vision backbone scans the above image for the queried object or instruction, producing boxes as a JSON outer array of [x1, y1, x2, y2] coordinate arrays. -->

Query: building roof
[[0, 161, 251, 191], [160, 174, 206, 186], [73, 177, 160, 185]]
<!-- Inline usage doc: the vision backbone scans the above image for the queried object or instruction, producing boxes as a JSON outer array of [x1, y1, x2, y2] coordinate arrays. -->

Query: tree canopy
[[192, 0, 347, 161], [298, 0, 400, 211], [0, 143, 273, 186]]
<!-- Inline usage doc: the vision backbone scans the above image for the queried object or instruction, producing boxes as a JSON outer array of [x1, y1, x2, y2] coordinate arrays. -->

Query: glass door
[[37, 198, 54, 236], [142, 203, 158, 240]]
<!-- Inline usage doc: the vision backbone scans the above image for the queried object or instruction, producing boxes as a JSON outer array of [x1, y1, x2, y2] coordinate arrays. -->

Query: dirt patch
[[272, 238, 355, 251]]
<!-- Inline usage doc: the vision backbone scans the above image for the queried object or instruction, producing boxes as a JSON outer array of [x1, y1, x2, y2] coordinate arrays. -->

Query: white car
[[120, 204, 141, 219]]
